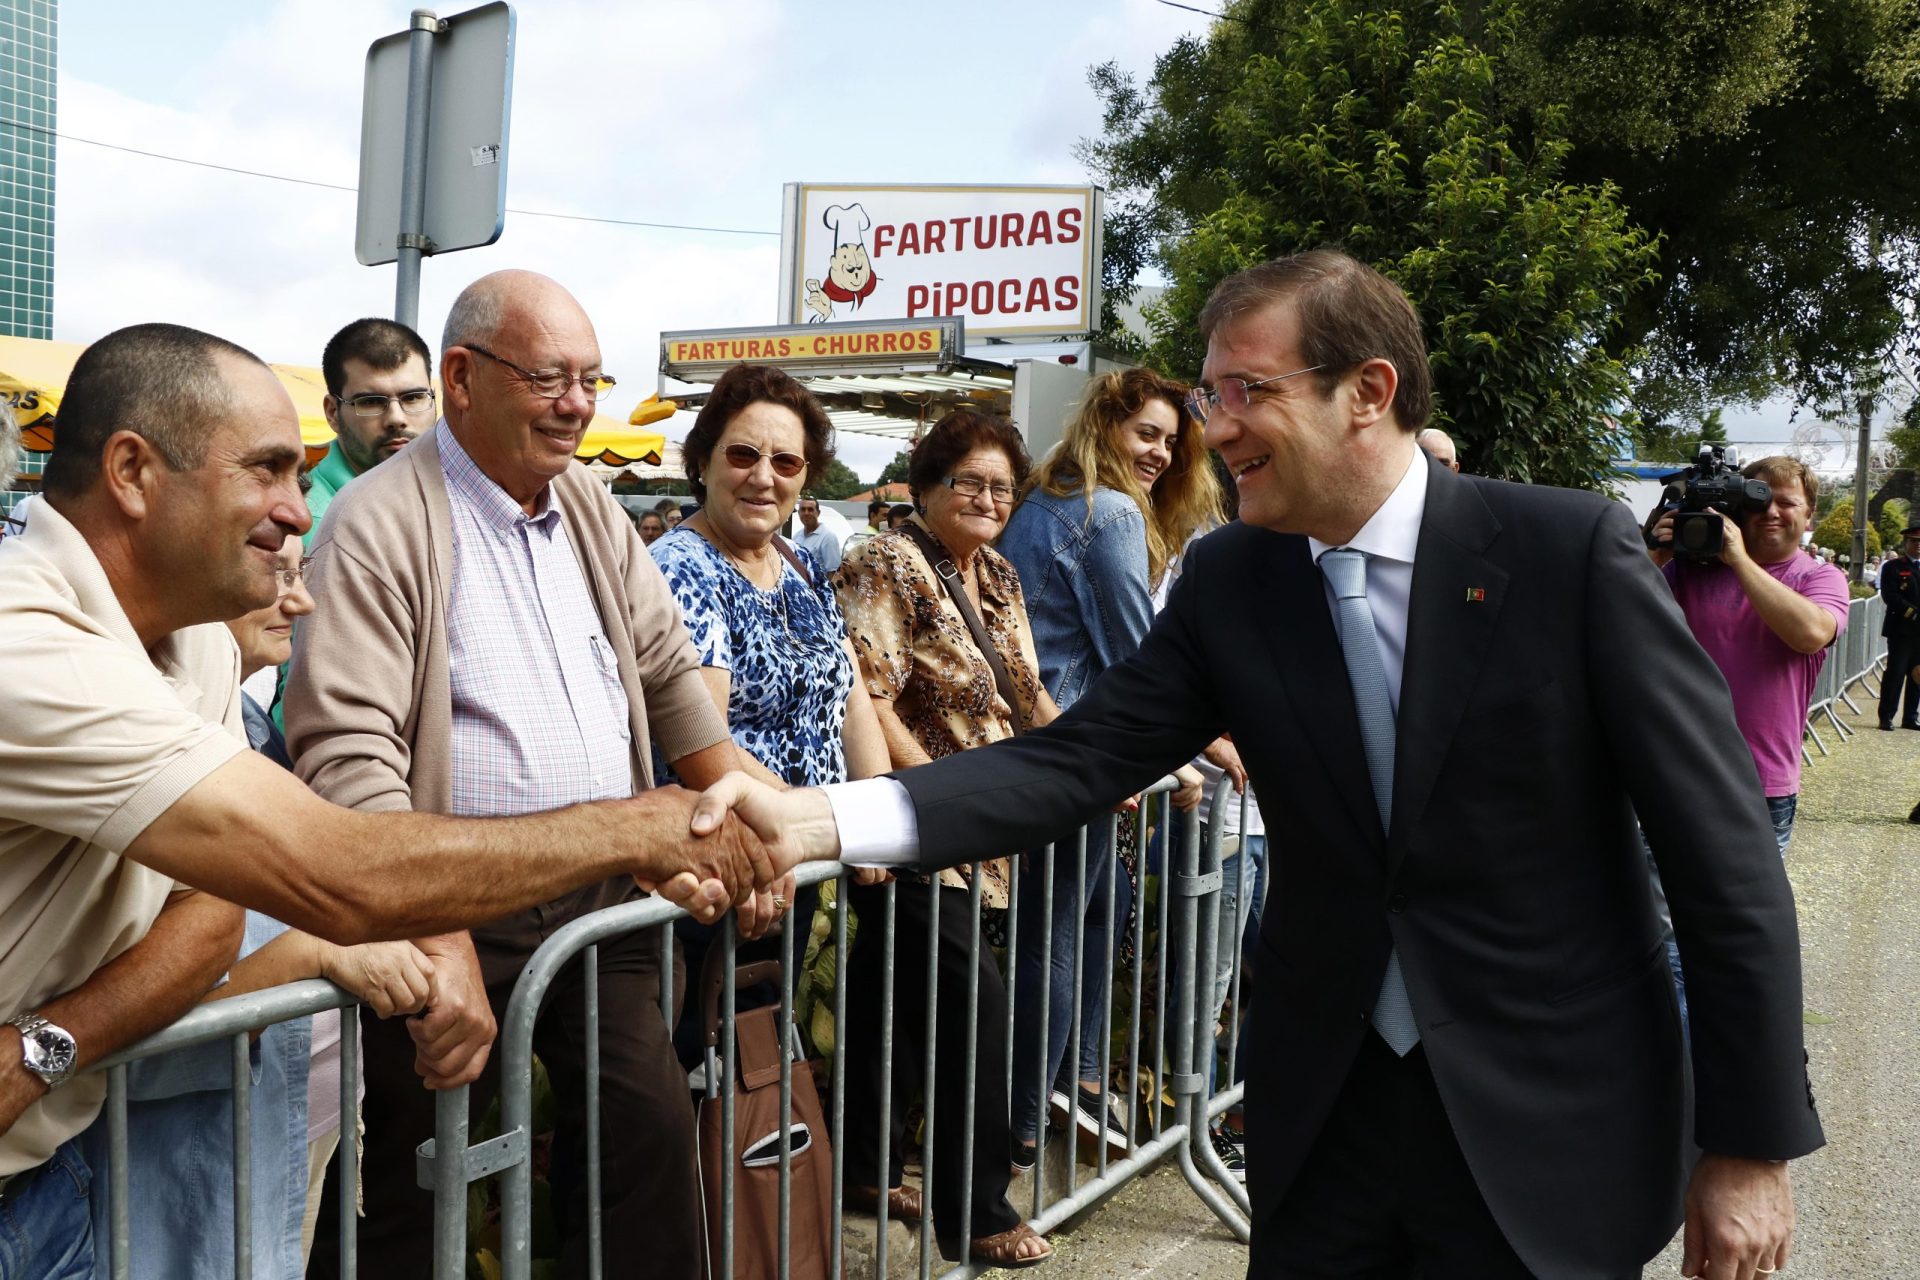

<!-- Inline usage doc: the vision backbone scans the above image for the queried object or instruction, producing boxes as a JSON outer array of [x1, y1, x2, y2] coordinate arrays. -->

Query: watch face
[[25, 1027, 75, 1076]]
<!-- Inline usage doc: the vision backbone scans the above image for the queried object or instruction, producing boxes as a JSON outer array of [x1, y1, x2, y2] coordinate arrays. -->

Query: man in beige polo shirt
[[0, 323, 771, 1277]]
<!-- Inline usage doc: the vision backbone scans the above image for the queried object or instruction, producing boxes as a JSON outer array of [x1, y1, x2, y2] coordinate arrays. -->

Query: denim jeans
[[1661, 793, 1796, 1028], [1010, 816, 1131, 1144], [1208, 835, 1268, 1090], [0, 1140, 95, 1280]]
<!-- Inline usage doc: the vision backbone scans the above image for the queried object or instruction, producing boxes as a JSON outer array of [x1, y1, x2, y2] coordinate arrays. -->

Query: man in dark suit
[[698, 250, 1821, 1278], [1878, 525, 1920, 729]]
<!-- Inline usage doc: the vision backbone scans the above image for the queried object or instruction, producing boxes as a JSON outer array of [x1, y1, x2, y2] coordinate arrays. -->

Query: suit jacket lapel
[[1255, 532, 1386, 851], [1389, 461, 1507, 878]]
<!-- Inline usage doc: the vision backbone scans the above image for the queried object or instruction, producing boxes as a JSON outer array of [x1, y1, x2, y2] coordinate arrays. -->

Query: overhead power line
[[0, 115, 780, 237], [1154, 0, 1230, 16]]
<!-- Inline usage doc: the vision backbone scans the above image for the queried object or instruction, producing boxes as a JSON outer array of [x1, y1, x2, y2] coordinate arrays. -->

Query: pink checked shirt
[[439, 423, 635, 816]]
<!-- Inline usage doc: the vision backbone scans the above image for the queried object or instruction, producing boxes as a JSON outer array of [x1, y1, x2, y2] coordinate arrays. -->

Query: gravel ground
[[1031, 694, 1920, 1280]]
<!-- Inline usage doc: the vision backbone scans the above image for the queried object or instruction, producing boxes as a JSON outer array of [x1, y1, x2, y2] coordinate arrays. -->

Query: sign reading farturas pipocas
[[778, 183, 1103, 340]]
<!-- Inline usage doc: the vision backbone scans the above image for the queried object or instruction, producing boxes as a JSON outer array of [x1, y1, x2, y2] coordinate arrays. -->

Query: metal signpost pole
[[394, 9, 442, 330]]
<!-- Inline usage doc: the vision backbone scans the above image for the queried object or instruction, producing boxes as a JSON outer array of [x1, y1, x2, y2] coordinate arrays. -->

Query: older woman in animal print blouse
[[830, 407, 1061, 1269]]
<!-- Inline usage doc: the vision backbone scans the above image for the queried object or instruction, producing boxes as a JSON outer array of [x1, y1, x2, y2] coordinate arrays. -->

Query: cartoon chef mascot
[[804, 203, 878, 323]]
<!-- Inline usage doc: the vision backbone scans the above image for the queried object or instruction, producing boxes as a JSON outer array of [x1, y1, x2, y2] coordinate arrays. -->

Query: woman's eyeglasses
[[274, 557, 315, 596], [720, 443, 808, 478], [943, 475, 1016, 504]]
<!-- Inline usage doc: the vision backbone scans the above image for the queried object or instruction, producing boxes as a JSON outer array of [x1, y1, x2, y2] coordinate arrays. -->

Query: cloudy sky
[[52, 0, 1213, 478], [51, 0, 1888, 480]]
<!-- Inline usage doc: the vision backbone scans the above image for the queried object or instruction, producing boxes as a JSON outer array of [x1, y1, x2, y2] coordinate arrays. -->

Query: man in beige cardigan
[[288, 271, 750, 1280]]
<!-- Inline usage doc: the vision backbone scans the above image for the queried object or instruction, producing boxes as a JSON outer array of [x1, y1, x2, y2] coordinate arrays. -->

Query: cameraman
[[1648, 454, 1850, 856], [1878, 524, 1920, 730]]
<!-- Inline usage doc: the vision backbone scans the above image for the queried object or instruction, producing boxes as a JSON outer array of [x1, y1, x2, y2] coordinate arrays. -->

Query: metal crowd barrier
[[85, 977, 363, 1280], [1806, 596, 1887, 760], [76, 779, 1253, 1279]]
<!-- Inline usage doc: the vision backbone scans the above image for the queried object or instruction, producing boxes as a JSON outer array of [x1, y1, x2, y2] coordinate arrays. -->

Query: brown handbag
[[697, 957, 838, 1280]]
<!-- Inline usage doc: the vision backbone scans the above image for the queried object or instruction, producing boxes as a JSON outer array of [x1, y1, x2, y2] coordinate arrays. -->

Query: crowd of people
[[0, 248, 1847, 1280]]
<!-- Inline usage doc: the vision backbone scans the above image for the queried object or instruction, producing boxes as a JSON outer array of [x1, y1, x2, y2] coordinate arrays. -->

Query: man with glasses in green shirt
[[305, 319, 436, 547], [272, 320, 437, 732]]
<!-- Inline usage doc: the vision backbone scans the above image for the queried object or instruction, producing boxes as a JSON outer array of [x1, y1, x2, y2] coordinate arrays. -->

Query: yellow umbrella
[[0, 335, 663, 469], [263, 363, 338, 465], [570, 393, 674, 468], [0, 335, 85, 456]]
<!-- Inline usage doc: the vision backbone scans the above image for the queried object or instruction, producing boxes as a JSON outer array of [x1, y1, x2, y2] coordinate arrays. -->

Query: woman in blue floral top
[[649, 361, 888, 966]]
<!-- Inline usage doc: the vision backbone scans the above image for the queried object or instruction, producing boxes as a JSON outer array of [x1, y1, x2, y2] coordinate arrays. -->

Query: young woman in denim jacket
[[995, 367, 1225, 1164]]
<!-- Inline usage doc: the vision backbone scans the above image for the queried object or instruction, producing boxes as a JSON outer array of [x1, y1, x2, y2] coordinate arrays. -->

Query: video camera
[[1647, 443, 1773, 561]]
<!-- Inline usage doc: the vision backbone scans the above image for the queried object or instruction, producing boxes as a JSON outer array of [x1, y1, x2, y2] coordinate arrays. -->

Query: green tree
[[1815, 498, 1882, 558], [875, 449, 913, 487], [1635, 406, 1729, 465], [1888, 392, 1920, 471], [1880, 497, 1912, 546], [808, 457, 868, 501], [1086, 0, 1920, 452], [1086, 0, 1658, 489], [1510, 0, 1920, 422]]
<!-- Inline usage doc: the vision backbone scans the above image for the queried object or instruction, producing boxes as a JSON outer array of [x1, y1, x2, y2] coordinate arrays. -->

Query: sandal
[[939, 1221, 1053, 1268], [842, 1183, 924, 1223]]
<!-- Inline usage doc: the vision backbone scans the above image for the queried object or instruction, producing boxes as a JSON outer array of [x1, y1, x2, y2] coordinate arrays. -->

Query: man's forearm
[[127, 754, 760, 947], [1, 890, 243, 1133], [285, 798, 716, 941], [44, 890, 242, 1065], [1737, 559, 1838, 654]]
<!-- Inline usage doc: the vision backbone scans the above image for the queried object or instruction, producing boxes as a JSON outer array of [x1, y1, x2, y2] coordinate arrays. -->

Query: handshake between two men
[[659, 772, 850, 927]]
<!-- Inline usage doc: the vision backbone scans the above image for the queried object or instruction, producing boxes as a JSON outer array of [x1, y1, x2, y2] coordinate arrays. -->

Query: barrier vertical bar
[[431, 1086, 469, 1280], [1030, 843, 1055, 1221], [1153, 814, 1172, 1140], [1187, 800, 1250, 1216], [721, 916, 737, 1280], [1097, 810, 1120, 1178], [829, 871, 849, 1280], [231, 1033, 254, 1277], [1170, 794, 1252, 1237], [339, 1009, 359, 1280], [108, 1064, 130, 1280], [659, 920, 675, 1025], [874, 879, 896, 1277], [585, 944, 602, 1280], [1004, 856, 1021, 1150], [919, 875, 939, 1279], [1223, 783, 1254, 1091], [1125, 810, 1148, 1157], [778, 903, 795, 1280], [956, 862, 985, 1275], [1065, 825, 1088, 1200]]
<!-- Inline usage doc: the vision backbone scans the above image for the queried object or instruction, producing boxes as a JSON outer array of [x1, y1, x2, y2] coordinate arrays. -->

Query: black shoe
[[1049, 1084, 1130, 1159], [1909, 802, 1920, 824], [1903, 722, 1920, 730], [1010, 1140, 1036, 1175], [1881, 721, 1896, 731], [1207, 1126, 1246, 1184]]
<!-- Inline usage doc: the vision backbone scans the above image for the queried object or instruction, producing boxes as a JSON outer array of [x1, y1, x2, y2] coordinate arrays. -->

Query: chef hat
[[823, 203, 871, 251]]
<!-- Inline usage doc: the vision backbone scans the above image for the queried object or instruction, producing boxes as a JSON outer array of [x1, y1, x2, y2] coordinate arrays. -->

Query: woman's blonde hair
[[1024, 367, 1225, 587]]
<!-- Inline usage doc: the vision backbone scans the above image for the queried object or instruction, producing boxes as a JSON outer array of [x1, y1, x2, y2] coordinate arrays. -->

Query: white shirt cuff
[[821, 778, 921, 866]]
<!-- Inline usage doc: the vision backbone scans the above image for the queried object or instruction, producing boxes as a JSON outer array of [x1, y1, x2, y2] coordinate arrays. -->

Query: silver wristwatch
[[7, 1012, 78, 1089]]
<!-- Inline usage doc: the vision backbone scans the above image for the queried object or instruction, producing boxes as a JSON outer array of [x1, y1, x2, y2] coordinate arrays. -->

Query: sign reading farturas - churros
[[779, 183, 1102, 339], [663, 324, 944, 366]]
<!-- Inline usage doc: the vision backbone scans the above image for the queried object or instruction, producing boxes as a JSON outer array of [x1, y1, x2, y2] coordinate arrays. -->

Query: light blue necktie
[[1319, 548, 1420, 1055]]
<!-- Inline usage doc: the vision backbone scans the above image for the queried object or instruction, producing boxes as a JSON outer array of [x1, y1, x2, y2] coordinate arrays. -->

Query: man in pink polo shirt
[[1649, 454, 1851, 856], [1648, 454, 1848, 1021]]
